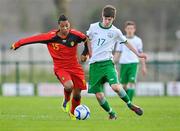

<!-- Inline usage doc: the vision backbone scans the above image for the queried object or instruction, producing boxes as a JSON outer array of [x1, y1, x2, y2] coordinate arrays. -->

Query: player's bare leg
[[111, 84, 143, 116], [61, 80, 73, 113], [96, 92, 117, 120]]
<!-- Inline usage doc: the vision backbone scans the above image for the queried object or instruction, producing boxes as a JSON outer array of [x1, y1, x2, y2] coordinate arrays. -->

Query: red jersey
[[13, 29, 87, 70]]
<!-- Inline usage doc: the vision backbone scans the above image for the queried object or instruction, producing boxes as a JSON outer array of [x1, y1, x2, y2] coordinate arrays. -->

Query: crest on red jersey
[[71, 41, 75, 46]]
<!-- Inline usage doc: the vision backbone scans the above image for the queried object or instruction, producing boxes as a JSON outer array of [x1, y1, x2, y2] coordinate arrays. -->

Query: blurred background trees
[[0, 0, 179, 51]]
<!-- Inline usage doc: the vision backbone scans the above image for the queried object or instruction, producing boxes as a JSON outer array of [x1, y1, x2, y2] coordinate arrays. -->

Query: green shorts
[[88, 60, 119, 94], [119, 63, 139, 84]]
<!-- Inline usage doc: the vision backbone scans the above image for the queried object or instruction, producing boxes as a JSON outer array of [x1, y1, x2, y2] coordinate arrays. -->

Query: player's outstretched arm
[[10, 32, 54, 50], [125, 41, 147, 59]]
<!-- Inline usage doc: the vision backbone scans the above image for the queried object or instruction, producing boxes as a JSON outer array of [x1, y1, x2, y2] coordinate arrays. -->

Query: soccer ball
[[74, 105, 90, 120]]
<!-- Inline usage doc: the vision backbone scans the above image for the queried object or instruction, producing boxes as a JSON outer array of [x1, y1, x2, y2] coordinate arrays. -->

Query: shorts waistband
[[90, 60, 113, 65]]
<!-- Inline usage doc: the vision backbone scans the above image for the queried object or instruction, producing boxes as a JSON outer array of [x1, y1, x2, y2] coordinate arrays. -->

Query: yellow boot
[[69, 112, 76, 120], [61, 99, 70, 113]]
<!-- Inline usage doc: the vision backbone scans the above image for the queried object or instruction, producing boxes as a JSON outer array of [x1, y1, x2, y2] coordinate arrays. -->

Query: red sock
[[64, 88, 72, 102], [71, 97, 81, 114]]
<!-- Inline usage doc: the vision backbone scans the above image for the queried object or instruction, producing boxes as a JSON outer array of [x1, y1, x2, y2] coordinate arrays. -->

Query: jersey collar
[[126, 35, 136, 39], [99, 22, 112, 29]]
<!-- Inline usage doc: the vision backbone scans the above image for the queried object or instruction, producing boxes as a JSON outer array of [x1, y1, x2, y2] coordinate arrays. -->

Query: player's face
[[125, 25, 136, 37], [58, 21, 70, 36], [102, 16, 114, 27]]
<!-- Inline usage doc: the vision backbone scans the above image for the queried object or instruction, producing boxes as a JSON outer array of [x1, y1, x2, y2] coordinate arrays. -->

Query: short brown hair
[[102, 5, 116, 18], [124, 21, 136, 28]]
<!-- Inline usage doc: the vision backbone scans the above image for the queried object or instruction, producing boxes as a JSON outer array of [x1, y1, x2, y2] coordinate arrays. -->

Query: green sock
[[98, 98, 115, 115], [126, 88, 135, 101], [118, 87, 131, 104]]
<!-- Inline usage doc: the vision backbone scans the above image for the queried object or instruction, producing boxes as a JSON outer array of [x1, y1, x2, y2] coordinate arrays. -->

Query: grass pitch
[[0, 96, 180, 131]]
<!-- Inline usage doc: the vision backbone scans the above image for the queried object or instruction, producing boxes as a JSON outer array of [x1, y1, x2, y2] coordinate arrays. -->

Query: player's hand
[[138, 53, 147, 60], [80, 55, 88, 62], [10, 43, 16, 50]]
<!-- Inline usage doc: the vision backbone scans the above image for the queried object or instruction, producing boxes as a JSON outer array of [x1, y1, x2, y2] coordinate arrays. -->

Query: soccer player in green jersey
[[114, 21, 147, 101], [85, 5, 146, 120]]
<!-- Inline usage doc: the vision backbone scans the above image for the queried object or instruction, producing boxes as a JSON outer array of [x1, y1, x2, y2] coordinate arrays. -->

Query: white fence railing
[[1, 82, 180, 96]]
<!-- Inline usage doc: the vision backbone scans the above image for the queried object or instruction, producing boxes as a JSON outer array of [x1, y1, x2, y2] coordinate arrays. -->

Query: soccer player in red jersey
[[11, 15, 90, 120]]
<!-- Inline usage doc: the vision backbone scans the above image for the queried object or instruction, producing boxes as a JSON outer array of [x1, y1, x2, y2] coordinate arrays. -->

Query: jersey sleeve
[[70, 29, 87, 43], [116, 29, 127, 44], [137, 39, 143, 53], [12, 31, 55, 50], [77, 32, 89, 56], [86, 24, 93, 39], [77, 32, 88, 43]]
